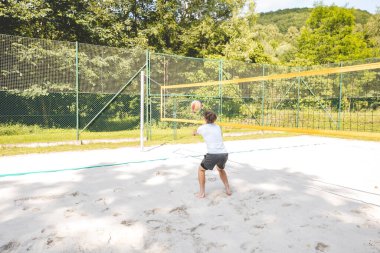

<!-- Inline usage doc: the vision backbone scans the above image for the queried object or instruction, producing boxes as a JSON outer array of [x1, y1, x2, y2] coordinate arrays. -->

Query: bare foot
[[226, 187, 232, 196], [195, 192, 205, 198]]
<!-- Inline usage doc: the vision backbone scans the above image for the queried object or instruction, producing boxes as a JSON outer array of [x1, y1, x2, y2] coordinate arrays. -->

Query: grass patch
[[0, 141, 139, 157], [0, 126, 141, 144], [0, 123, 43, 135], [1, 122, 379, 157], [0, 130, 295, 157]]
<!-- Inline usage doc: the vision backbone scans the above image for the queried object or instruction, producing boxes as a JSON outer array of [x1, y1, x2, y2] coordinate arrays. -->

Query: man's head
[[204, 110, 217, 124]]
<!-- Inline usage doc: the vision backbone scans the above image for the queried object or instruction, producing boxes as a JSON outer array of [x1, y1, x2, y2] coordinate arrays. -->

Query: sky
[[255, 0, 379, 14]]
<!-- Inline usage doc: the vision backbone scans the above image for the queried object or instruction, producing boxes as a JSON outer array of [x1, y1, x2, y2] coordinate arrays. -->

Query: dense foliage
[[296, 6, 373, 65], [257, 8, 372, 33], [1, 1, 379, 64]]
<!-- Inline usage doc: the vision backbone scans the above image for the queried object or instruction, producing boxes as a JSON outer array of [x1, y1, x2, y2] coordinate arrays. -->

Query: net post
[[147, 50, 152, 140], [337, 62, 343, 130], [145, 51, 149, 141], [75, 41, 80, 141], [140, 71, 145, 151], [145, 50, 151, 141]]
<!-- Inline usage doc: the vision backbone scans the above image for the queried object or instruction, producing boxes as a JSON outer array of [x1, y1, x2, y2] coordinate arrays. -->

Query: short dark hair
[[204, 110, 217, 123]]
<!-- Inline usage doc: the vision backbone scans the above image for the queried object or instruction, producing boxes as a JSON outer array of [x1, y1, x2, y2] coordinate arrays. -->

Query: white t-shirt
[[197, 123, 227, 154]]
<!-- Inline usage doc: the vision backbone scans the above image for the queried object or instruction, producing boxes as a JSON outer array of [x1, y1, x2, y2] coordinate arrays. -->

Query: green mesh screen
[[77, 43, 145, 138], [0, 34, 76, 130], [0, 34, 146, 143], [1, 34, 379, 146]]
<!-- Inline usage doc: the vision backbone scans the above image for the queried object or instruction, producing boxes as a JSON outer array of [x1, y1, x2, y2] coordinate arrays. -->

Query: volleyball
[[191, 100, 202, 113]]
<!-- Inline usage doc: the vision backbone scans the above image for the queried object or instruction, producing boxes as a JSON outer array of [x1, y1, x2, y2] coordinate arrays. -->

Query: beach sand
[[0, 136, 379, 252]]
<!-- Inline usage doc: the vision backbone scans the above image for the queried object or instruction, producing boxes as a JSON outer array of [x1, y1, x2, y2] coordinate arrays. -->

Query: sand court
[[0, 136, 379, 252]]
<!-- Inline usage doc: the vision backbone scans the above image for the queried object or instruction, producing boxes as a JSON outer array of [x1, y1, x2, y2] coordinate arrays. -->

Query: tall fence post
[[338, 62, 343, 130], [219, 59, 223, 119], [145, 50, 151, 140], [261, 64, 265, 126], [296, 67, 301, 128], [75, 41, 80, 141], [140, 71, 145, 151]]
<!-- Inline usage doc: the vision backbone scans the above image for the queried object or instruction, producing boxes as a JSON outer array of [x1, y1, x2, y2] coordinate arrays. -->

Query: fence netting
[[1, 34, 379, 146], [78, 43, 145, 139], [0, 34, 145, 143], [0, 34, 76, 130]]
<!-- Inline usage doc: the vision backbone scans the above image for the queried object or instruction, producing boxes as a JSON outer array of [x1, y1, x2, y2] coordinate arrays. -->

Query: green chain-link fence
[[1, 34, 380, 147], [0, 34, 76, 128], [0, 34, 145, 145]]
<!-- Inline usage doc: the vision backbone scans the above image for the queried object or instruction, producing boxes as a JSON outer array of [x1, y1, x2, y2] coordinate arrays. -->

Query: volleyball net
[[147, 54, 380, 141]]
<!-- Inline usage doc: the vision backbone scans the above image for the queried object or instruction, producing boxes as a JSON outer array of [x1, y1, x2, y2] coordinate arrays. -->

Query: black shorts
[[200, 153, 228, 170]]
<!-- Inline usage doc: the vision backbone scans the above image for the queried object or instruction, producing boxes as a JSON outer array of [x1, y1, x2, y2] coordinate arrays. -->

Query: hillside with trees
[[257, 8, 372, 33]]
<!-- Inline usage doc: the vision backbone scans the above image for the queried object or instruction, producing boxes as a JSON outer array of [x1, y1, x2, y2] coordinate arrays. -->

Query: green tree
[[364, 8, 380, 56], [0, 0, 52, 38], [257, 8, 312, 33], [0, 0, 132, 46], [297, 5, 373, 65], [178, 0, 250, 58], [210, 1, 271, 63]]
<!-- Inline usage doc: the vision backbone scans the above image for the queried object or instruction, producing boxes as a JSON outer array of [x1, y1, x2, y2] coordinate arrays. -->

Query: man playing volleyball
[[193, 110, 231, 198]]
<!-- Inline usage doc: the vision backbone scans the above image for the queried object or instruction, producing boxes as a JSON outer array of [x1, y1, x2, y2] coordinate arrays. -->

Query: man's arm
[[193, 126, 202, 136]]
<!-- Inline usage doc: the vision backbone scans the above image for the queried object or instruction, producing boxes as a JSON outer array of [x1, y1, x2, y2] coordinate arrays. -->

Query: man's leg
[[217, 167, 232, 195], [196, 166, 206, 198]]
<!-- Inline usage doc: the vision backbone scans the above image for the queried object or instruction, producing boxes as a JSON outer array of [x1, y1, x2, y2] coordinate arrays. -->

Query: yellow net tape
[[162, 62, 380, 90]]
